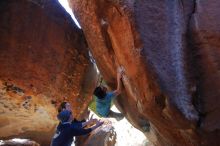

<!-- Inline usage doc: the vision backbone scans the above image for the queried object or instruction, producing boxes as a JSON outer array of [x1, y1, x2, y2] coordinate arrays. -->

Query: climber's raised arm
[[113, 68, 123, 96]]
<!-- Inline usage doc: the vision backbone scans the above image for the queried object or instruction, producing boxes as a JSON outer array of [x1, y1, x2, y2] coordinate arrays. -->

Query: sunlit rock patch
[[0, 138, 40, 146]]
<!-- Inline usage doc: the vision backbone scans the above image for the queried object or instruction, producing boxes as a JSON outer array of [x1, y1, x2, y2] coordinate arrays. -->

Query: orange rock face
[[69, 0, 220, 145], [0, 0, 97, 145], [1, 0, 220, 145]]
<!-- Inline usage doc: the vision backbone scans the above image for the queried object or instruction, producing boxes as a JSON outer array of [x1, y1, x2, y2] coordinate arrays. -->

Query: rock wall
[[1, 0, 220, 145], [0, 0, 97, 145], [77, 120, 116, 146], [68, 0, 220, 145]]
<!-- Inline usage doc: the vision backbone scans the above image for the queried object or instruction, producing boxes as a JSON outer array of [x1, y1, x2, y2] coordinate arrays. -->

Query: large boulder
[[68, 0, 220, 145], [0, 0, 97, 145], [77, 120, 116, 146]]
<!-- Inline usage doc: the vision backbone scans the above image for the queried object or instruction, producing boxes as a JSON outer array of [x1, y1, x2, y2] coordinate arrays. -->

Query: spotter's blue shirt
[[96, 92, 116, 117], [51, 122, 92, 146]]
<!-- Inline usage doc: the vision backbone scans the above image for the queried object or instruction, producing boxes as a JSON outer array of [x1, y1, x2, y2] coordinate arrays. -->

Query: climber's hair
[[58, 101, 68, 113], [93, 86, 106, 99]]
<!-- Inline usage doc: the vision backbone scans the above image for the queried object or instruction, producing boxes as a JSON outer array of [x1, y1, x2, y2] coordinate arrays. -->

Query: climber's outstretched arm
[[113, 68, 123, 96]]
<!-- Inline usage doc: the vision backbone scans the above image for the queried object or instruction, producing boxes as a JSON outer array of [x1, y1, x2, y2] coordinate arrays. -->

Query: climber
[[51, 110, 103, 146], [93, 67, 123, 117]]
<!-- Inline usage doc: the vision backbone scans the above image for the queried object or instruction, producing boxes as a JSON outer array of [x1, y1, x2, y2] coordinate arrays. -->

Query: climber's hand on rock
[[117, 66, 125, 77], [96, 120, 104, 127], [91, 120, 103, 130], [117, 70, 123, 79], [117, 66, 123, 73], [90, 118, 98, 123]]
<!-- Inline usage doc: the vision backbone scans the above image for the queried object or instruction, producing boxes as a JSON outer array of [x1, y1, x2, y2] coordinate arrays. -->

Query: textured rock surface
[[0, 81, 58, 146], [75, 120, 116, 146], [0, 0, 97, 145], [69, 0, 220, 145], [1, 0, 220, 145]]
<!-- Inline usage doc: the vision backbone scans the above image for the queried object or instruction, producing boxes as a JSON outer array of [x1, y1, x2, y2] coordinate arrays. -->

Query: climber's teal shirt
[[96, 92, 116, 117]]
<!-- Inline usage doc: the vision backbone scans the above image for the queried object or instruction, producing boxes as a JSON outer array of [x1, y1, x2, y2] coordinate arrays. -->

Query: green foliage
[[88, 96, 101, 117]]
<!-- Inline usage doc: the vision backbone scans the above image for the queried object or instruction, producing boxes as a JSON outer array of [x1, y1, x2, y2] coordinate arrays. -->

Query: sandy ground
[[76, 105, 148, 146], [107, 106, 147, 146]]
